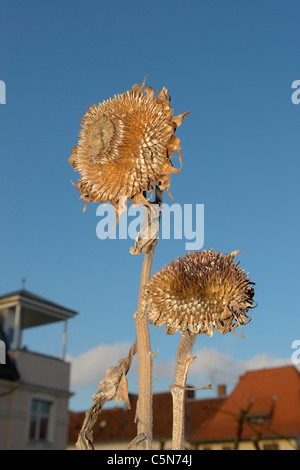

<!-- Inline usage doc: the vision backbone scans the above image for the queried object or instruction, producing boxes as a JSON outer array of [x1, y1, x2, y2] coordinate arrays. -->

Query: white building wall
[[0, 349, 72, 450]]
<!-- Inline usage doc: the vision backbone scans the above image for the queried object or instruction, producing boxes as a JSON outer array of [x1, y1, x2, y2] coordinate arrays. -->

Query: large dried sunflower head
[[143, 249, 255, 337], [69, 77, 189, 220]]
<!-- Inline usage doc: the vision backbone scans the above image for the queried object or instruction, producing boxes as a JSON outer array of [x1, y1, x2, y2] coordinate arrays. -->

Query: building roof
[[68, 391, 224, 445], [68, 395, 138, 445], [0, 289, 77, 314], [190, 365, 300, 444], [68, 366, 300, 447], [0, 289, 77, 329], [185, 396, 225, 441]]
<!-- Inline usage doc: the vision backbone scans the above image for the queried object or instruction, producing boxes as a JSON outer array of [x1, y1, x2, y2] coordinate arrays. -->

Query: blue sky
[[1, 0, 299, 411]]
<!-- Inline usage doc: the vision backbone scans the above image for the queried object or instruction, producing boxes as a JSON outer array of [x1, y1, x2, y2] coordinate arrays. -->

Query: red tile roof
[[68, 395, 138, 445], [68, 366, 300, 447], [68, 391, 223, 445], [190, 365, 300, 443]]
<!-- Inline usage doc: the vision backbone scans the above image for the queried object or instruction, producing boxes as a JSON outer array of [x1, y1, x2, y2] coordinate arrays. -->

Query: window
[[7, 327, 14, 349], [29, 399, 52, 441], [247, 415, 270, 426], [263, 443, 279, 450]]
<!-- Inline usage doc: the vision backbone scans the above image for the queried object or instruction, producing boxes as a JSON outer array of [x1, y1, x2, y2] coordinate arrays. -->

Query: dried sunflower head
[[69, 77, 189, 220], [143, 249, 255, 337]]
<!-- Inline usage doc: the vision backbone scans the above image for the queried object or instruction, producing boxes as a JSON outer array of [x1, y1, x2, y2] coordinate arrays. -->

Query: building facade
[[0, 289, 77, 450]]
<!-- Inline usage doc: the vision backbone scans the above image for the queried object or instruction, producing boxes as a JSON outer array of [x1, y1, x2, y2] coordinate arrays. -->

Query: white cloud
[[152, 348, 295, 394], [240, 353, 289, 372], [68, 342, 297, 394], [189, 348, 290, 378], [68, 342, 135, 387]]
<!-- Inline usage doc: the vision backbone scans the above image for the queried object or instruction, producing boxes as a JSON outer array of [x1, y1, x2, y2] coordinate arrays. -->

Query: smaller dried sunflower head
[[143, 249, 256, 337]]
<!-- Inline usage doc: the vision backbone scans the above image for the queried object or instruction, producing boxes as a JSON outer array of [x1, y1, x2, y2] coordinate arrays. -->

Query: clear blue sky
[[1, 0, 299, 411]]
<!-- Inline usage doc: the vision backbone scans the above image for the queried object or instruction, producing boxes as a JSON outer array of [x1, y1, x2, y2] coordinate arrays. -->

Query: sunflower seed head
[[69, 77, 189, 218], [143, 249, 256, 337]]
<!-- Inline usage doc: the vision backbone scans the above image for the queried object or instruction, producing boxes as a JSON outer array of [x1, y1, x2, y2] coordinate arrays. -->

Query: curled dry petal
[[143, 249, 256, 337], [69, 77, 189, 219]]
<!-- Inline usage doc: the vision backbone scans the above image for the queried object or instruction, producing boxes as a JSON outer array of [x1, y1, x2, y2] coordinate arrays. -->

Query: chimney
[[185, 385, 195, 400], [217, 384, 227, 398]]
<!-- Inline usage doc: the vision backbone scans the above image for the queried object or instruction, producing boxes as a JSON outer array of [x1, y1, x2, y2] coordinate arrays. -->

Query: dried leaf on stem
[[75, 340, 137, 450]]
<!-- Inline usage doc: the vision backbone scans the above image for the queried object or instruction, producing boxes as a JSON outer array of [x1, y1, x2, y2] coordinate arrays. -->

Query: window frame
[[28, 398, 53, 443]]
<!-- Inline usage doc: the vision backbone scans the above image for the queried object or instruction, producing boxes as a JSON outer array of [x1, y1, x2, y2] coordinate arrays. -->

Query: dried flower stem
[[133, 251, 156, 450], [169, 330, 199, 450], [133, 187, 162, 450]]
